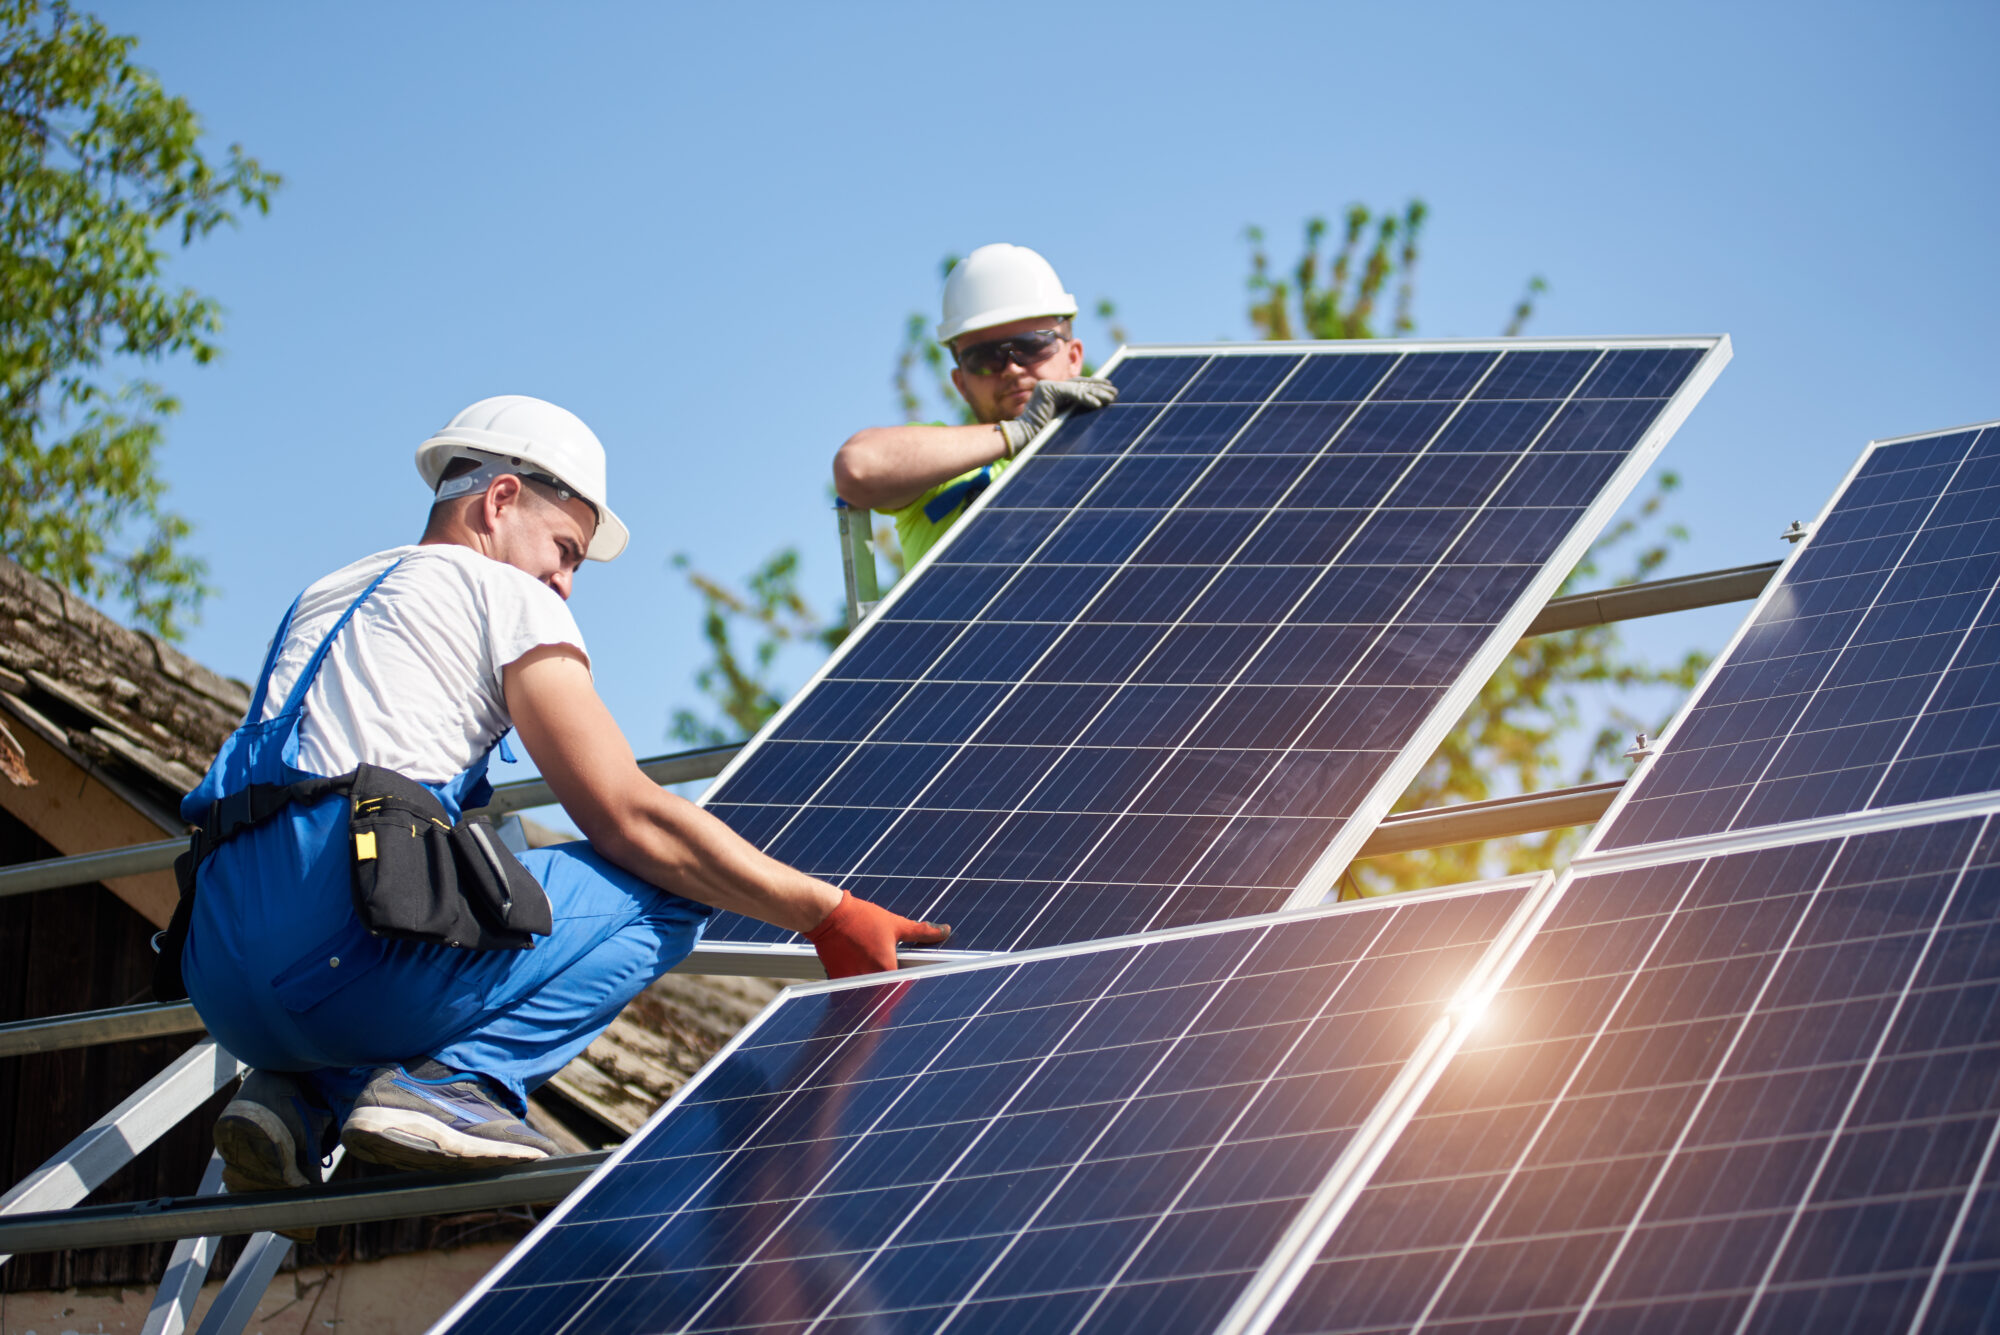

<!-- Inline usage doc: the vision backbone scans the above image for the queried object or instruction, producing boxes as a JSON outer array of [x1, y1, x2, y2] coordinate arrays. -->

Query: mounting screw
[[1623, 732, 1655, 762], [1780, 520, 1810, 544]]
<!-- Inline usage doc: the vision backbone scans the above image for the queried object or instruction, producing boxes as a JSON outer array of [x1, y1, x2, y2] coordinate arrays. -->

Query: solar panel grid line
[[1906, 1095, 2000, 1332], [1721, 829, 1992, 1334], [717, 341, 1717, 946], [1112, 336, 1729, 357], [681, 346, 1222, 806], [1519, 826, 1965, 1332], [772, 343, 1496, 947], [1272, 814, 2000, 1334], [692, 337, 1729, 960], [782, 350, 1332, 945], [1218, 874, 1558, 1335], [1661, 427, 1987, 844], [428, 879, 1541, 1335], [922, 895, 1421, 1334], [420, 966, 894, 1335], [692, 344, 1359, 946], [664, 917, 1275, 1335], [1273, 342, 1729, 908], [679, 348, 1235, 941], [695, 332, 1725, 809], [934, 341, 1721, 931], [1587, 418, 2000, 854], [902, 345, 1531, 948], [1561, 823, 2000, 1333], [1855, 547, 2000, 817], [1364, 852, 1721, 1335]]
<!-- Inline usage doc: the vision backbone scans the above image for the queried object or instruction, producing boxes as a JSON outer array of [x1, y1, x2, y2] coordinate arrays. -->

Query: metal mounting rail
[[1522, 560, 1778, 638], [0, 1151, 610, 1255], [0, 999, 208, 1059], [0, 743, 745, 900], [1354, 780, 1626, 859]]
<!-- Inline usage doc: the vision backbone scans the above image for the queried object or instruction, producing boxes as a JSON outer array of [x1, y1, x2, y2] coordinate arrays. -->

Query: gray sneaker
[[213, 1070, 333, 1193], [213, 1070, 334, 1242], [340, 1060, 557, 1173]]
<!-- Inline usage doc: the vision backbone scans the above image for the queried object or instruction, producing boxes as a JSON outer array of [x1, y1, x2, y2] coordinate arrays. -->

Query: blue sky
[[85, 1, 2000, 800]]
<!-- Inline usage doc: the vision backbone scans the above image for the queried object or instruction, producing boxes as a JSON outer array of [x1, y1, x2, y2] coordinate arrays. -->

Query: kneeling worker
[[172, 395, 948, 1191], [834, 243, 1119, 570]]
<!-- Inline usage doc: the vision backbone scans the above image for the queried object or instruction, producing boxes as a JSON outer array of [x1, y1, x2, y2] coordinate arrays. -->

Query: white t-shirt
[[258, 545, 589, 784]]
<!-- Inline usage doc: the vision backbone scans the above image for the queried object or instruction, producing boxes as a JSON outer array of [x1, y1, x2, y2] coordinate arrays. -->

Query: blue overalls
[[181, 559, 712, 1122]]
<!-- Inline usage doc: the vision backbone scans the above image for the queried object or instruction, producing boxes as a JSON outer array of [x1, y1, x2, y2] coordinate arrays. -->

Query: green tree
[[666, 549, 846, 747], [1, 0, 280, 638]]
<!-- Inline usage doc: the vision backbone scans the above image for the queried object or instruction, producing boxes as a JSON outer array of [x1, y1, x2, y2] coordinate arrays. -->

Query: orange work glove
[[805, 890, 952, 979]]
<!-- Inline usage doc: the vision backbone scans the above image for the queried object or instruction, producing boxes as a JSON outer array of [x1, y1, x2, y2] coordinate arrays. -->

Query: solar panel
[[1599, 420, 2000, 851], [431, 879, 1545, 1334], [695, 339, 1729, 963], [1271, 807, 2000, 1334]]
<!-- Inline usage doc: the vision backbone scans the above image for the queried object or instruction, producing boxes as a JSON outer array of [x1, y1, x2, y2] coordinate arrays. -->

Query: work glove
[[806, 890, 952, 978], [997, 377, 1120, 457]]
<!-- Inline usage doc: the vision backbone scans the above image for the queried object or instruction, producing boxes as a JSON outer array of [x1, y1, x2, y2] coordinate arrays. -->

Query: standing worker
[[168, 395, 949, 1194], [834, 243, 1120, 570]]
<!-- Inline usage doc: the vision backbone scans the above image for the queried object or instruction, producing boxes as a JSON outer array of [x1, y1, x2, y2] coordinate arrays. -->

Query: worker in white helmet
[[164, 396, 948, 1204], [834, 243, 1119, 570]]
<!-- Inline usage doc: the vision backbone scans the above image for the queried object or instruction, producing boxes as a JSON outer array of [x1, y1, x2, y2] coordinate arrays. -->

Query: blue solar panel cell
[[1602, 422, 2000, 851], [700, 342, 1722, 953], [1273, 813, 2000, 1335], [1178, 353, 1302, 403], [1106, 356, 1205, 404], [434, 887, 1535, 1335]]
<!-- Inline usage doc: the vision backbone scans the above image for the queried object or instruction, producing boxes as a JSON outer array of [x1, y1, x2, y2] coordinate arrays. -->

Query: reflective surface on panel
[[705, 344, 1712, 950], [1278, 816, 2000, 1333], [443, 888, 1529, 1334]]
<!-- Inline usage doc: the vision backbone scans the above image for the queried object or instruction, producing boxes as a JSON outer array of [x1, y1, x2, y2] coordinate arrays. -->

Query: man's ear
[[481, 473, 526, 531], [949, 365, 969, 401], [1065, 337, 1085, 376]]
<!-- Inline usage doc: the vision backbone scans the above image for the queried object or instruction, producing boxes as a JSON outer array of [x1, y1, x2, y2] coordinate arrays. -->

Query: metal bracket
[[836, 500, 881, 627], [140, 1154, 227, 1335], [0, 1040, 244, 1253]]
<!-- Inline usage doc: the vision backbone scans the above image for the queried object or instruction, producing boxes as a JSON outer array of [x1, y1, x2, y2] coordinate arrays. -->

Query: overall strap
[[923, 465, 994, 523], [241, 593, 306, 724], [273, 557, 409, 719]]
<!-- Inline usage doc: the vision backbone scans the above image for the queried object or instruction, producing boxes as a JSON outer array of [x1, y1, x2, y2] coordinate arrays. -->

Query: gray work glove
[[997, 377, 1120, 457]]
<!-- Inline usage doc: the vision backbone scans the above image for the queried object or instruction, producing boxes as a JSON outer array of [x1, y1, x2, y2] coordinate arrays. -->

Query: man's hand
[[997, 377, 1119, 457], [806, 890, 953, 978]]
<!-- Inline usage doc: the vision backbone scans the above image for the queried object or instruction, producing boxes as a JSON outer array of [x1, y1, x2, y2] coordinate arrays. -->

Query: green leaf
[[1, 0, 281, 636]]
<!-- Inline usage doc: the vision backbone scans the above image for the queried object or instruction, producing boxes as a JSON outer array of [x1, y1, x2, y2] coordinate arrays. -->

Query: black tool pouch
[[346, 764, 552, 950]]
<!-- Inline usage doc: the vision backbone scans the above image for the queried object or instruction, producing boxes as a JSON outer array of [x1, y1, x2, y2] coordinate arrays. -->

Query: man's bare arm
[[503, 645, 842, 932], [832, 422, 1007, 512]]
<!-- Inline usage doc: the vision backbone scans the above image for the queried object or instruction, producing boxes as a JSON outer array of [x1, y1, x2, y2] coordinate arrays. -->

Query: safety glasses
[[953, 328, 1070, 376]]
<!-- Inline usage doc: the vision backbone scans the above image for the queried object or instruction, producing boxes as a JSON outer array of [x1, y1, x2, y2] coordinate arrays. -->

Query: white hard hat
[[416, 395, 629, 562], [936, 243, 1078, 345]]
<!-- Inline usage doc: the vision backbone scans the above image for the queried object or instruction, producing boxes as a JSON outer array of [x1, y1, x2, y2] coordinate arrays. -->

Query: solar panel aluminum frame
[[677, 336, 1730, 973], [1578, 417, 2000, 865], [1578, 778, 2000, 876], [430, 873, 1555, 1335]]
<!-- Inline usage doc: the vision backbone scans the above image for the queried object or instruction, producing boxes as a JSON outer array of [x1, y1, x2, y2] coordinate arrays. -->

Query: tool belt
[[153, 764, 552, 1001]]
